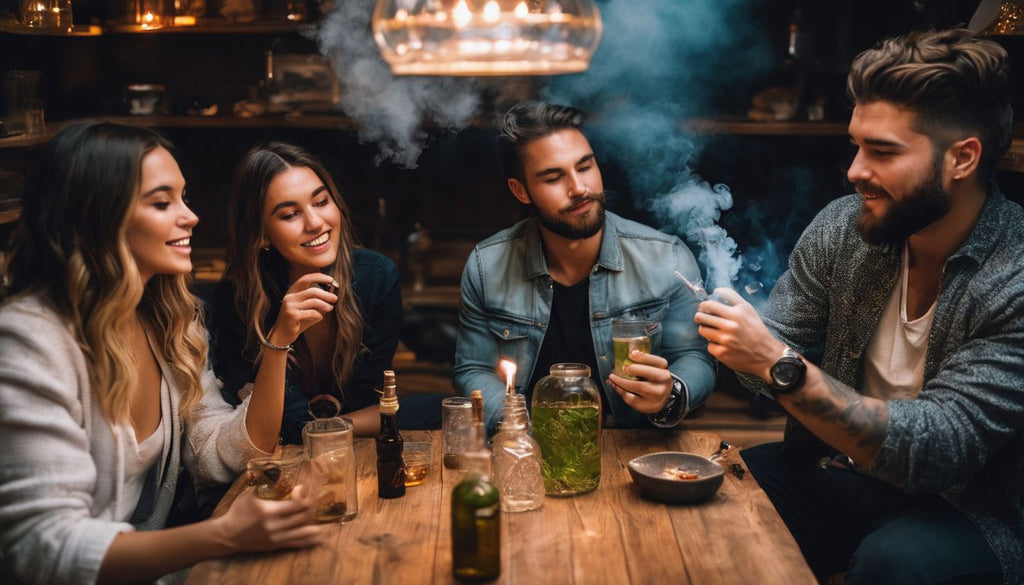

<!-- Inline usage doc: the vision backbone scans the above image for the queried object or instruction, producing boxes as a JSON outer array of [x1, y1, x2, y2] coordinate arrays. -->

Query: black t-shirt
[[526, 276, 608, 416]]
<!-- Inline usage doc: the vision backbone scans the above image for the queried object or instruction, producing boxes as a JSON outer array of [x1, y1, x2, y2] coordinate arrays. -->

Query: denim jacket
[[454, 211, 716, 430]]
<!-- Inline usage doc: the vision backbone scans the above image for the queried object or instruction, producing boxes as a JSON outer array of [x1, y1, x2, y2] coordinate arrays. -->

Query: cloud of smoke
[[545, 0, 774, 293], [314, 0, 482, 168], [315, 0, 794, 293]]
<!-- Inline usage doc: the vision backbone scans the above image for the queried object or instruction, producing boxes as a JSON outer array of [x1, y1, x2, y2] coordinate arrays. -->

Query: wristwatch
[[649, 377, 686, 428], [769, 347, 806, 395]]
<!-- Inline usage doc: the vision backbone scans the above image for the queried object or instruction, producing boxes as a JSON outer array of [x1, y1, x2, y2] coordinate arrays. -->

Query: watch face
[[771, 362, 802, 389], [770, 358, 802, 391]]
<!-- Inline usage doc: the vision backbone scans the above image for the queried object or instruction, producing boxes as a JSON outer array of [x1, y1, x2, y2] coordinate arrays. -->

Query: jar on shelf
[[530, 363, 602, 496]]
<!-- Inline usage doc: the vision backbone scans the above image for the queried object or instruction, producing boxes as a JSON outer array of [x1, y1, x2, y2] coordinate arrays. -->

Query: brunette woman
[[208, 142, 440, 447], [0, 122, 322, 585]]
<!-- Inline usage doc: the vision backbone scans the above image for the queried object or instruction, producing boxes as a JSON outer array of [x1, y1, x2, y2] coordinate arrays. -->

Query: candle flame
[[514, 1, 528, 18], [499, 359, 517, 395], [453, 0, 471, 28], [483, 0, 500, 23]]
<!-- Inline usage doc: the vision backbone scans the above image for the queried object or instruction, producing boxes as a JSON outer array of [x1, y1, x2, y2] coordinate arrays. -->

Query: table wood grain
[[186, 430, 815, 585]]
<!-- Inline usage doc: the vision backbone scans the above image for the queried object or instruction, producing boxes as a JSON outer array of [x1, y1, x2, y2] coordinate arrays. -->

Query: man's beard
[[856, 157, 951, 248], [529, 190, 607, 240]]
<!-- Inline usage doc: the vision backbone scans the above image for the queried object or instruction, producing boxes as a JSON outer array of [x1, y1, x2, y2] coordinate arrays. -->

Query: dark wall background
[[3, 0, 1023, 277]]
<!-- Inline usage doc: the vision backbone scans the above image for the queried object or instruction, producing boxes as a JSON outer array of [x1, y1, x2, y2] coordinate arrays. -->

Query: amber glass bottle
[[376, 369, 406, 499]]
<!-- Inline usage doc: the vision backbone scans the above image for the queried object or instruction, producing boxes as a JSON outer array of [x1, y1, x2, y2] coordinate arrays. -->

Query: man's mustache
[[854, 181, 889, 199], [560, 191, 607, 214]]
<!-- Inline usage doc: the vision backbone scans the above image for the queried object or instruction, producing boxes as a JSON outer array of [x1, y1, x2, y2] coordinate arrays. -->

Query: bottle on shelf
[[451, 390, 501, 582], [376, 369, 406, 499], [491, 385, 544, 513]]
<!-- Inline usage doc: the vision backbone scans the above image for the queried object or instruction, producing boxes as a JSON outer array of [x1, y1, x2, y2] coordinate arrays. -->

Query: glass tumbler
[[611, 317, 652, 380], [441, 396, 473, 469], [247, 452, 305, 501], [302, 416, 358, 523]]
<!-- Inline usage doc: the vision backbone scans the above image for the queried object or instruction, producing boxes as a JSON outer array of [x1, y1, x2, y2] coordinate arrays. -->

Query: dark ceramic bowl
[[627, 452, 725, 504]]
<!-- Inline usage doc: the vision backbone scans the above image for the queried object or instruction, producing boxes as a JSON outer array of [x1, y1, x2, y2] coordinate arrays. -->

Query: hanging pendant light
[[372, 0, 603, 76]]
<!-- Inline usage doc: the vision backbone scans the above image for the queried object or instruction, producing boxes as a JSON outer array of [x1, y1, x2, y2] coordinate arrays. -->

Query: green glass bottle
[[451, 390, 500, 582]]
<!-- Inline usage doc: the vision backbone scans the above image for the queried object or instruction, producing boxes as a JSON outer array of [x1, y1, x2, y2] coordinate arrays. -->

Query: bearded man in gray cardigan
[[696, 30, 1023, 585]]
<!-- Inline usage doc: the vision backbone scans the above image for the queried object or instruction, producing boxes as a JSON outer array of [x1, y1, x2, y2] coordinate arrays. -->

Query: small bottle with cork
[[376, 369, 406, 499]]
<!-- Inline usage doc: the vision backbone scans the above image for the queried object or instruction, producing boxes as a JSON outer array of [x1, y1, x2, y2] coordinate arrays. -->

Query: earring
[[261, 244, 270, 251]]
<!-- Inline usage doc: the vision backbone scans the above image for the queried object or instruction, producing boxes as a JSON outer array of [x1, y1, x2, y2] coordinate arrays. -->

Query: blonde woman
[[0, 122, 322, 585], [208, 142, 441, 447]]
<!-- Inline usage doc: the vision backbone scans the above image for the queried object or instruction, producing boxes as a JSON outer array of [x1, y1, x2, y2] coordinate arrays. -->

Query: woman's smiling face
[[261, 165, 341, 281]]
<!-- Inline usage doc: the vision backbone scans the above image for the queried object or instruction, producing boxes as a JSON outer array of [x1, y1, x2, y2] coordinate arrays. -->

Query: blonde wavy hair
[[5, 121, 208, 424], [225, 142, 363, 399]]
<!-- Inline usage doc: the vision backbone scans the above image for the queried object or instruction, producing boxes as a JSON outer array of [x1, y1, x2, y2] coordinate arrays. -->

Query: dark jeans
[[741, 442, 1001, 585]]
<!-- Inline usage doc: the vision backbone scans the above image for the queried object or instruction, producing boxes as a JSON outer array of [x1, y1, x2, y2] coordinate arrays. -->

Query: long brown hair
[[5, 121, 208, 423], [225, 142, 363, 398]]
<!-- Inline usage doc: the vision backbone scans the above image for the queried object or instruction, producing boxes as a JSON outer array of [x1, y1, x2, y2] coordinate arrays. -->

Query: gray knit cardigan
[[0, 294, 270, 585], [743, 189, 1024, 584]]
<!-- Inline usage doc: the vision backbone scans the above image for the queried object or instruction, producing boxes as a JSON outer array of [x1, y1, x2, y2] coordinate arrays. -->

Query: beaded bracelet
[[260, 336, 294, 352]]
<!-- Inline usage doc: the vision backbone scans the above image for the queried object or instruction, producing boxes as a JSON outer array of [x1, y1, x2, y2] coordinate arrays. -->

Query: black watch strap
[[649, 377, 686, 428]]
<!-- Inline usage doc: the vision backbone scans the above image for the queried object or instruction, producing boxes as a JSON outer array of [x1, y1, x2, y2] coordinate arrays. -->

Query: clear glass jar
[[491, 393, 544, 512], [530, 363, 602, 496]]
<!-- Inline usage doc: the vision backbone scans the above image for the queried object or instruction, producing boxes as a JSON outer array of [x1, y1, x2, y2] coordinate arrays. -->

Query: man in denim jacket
[[454, 102, 716, 430], [697, 31, 1022, 584]]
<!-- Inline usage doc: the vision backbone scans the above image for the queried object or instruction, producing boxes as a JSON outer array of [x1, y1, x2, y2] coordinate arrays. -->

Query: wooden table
[[186, 430, 815, 584]]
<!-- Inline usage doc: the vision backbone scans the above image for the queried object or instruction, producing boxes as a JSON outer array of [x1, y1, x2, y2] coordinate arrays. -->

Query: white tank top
[[117, 378, 166, 522]]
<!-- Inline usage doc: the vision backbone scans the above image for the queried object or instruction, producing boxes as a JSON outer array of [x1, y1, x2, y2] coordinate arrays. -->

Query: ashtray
[[627, 451, 725, 504]]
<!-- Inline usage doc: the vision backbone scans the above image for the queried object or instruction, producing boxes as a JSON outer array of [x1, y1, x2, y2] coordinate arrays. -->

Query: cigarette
[[317, 281, 339, 294], [673, 270, 709, 301]]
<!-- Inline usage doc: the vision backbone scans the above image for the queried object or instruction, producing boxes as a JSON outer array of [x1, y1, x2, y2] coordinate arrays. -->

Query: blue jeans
[[741, 442, 1001, 585]]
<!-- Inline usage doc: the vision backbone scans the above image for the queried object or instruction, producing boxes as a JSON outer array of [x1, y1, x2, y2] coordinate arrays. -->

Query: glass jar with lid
[[530, 363, 602, 496]]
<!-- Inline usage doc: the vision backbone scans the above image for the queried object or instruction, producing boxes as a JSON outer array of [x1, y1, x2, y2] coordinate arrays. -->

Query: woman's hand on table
[[213, 484, 324, 552]]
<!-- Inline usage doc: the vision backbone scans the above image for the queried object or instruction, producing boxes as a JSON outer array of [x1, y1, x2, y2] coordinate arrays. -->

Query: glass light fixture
[[372, 0, 603, 76], [972, 0, 1024, 35]]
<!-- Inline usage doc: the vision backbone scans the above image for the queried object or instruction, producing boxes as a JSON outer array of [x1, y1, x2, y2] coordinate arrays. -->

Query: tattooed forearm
[[787, 372, 889, 461]]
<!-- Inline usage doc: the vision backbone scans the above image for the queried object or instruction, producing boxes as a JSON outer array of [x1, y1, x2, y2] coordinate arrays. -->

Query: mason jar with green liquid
[[530, 363, 602, 496]]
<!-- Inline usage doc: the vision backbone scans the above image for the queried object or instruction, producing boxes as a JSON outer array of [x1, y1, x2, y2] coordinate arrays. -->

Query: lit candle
[[499, 359, 517, 396], [514, 1, 528, 18]]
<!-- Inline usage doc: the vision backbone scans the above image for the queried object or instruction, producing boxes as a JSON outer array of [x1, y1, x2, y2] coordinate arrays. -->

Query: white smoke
[[312, 0, 781, 292], [314, 0, 481, 168]]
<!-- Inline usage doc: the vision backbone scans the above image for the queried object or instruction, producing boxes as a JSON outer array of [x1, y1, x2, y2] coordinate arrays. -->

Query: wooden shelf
[[681, 117, 848, 136], [105, 18, 304, 34], [0, 116, 359, 149], [0, 21, 102, 36], [0, 17, 301, 36], [96, 114, 358, 130]]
